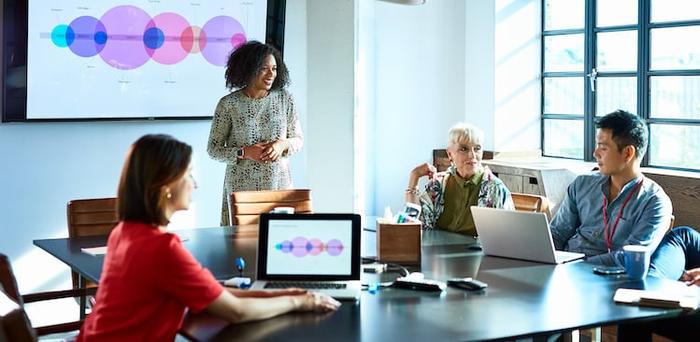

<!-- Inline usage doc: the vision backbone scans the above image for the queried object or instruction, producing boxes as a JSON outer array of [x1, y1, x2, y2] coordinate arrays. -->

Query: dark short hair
[[596, 110, 648, 160], [224, 40, 289, 90], [117, 134, 192, 226]]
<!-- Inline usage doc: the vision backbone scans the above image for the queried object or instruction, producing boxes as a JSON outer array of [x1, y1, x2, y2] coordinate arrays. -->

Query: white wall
[[494, 0, 541, 152], [370, 0, 469, 215], [367, 0, 541, 214], [306, 0, 356, 213], [356, 0, 376, 217], [0, 0, 310, 293], [465, 0, 496, 148], [0, 122, 224, 292], [0, 0, 543, 293]]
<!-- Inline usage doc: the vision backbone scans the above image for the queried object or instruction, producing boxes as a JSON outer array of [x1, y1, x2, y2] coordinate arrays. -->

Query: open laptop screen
[[258, 213, 361, 280]]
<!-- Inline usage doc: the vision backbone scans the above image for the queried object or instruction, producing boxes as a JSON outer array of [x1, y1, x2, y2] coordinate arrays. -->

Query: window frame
[[541, 0, 700, 172]]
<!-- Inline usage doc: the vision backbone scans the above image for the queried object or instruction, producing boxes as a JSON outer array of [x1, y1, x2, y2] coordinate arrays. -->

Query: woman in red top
[[78, 134, 339, 341]]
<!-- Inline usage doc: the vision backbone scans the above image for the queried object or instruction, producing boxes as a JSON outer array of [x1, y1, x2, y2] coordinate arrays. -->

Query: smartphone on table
[[592, 265, 625, 275]]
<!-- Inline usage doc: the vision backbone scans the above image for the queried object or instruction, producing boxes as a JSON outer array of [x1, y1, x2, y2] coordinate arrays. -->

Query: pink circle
[[147, 12, 190, 65], [326, 239, 344, 256], [231, 33, 247, 50], [182, 26, 204, 54], [308, 238, 323, 256], [99, 5, 151, 70]]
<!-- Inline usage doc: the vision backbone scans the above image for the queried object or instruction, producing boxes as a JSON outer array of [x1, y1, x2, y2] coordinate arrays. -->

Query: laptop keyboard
[[264, 282, 347, 290]]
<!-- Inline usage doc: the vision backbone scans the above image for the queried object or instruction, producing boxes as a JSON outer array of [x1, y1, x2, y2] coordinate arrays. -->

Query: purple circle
[[326, 239, 344, 256], [291, 237, 308, 257], [99, 5, 152, 70], [279, 240, 293, 253], [201, 16, 246, 67], [68, 16, 106, 57]]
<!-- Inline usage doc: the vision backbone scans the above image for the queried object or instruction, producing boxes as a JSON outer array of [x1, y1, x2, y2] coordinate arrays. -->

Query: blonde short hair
[[448, 122, 484, 146]]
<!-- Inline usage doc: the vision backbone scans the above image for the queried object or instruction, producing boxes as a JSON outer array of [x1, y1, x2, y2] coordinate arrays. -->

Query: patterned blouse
[[418, 165, 514, 231], [207, 89, 303, 226]]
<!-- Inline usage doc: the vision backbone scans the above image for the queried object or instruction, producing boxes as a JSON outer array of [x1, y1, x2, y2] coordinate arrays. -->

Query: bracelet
[[405, 187, 419, 196]]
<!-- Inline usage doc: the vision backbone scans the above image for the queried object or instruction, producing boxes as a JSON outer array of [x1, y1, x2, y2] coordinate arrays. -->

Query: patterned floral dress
[[418, 165, 514, 231], [207, 89, 303, 225]]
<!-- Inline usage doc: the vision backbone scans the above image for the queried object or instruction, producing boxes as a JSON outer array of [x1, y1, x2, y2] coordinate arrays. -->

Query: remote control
[[393, 277, 446, 292], [447, 277, 488, 291]]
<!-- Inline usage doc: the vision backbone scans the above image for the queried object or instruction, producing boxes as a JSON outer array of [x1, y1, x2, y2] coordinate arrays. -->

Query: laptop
[[250, 213, 362, 300], [470, 206, 585, 264]]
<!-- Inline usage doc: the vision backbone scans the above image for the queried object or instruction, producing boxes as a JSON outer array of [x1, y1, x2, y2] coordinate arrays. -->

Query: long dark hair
[[117, 134, 192, 226], [224, 40, 289, 90]]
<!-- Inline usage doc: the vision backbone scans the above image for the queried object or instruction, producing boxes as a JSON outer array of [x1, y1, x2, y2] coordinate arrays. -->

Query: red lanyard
[[602, 178, 643, 252]]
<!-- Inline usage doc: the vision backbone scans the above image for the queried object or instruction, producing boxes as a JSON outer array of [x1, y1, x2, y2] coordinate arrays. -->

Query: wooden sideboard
[[480, 159, 581, 217]]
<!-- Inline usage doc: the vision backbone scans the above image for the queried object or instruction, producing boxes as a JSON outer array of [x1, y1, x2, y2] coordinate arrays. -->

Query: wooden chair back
[[511, 193, 550, 217], [67, 198, 118, 238], [229, 189, 312, 225], [67, 198, 118, 289], [432, 149, 451, 172]]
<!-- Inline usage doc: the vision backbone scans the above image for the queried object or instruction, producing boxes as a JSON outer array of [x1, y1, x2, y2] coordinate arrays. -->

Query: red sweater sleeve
[[156, 234, 224, 313]]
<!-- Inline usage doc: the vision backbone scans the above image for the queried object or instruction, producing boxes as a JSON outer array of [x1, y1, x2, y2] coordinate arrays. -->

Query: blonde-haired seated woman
[[406, 123, 514, 236]]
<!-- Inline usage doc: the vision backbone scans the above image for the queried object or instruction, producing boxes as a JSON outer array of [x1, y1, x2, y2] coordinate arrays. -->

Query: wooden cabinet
[[481, 159, 581, 217]]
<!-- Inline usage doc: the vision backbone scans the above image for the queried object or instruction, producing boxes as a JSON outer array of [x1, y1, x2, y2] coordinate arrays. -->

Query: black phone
[[592, 266, 626, 275], [447, 278, 488, 291]]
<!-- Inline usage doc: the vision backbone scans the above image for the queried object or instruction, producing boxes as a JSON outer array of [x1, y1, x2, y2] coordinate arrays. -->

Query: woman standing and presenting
[[78, 135, 338, 341], [208, 41, 303, 226]]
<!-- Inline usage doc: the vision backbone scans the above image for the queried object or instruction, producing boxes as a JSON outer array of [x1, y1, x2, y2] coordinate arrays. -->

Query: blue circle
[[51, 25, 75, 47], [94, 31, 108, 45], [143, 27, 165, 49]]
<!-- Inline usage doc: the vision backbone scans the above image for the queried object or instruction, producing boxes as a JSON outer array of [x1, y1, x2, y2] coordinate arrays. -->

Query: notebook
[[470, 206, 585, 264], [614, 288, 698, 310], [250, 213, 362, 300]]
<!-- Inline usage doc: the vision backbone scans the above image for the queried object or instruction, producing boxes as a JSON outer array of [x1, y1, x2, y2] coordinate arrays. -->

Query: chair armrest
[[21, 287, 98, 336], [22, 287, 97, 303], [35, 321, 84, 336]]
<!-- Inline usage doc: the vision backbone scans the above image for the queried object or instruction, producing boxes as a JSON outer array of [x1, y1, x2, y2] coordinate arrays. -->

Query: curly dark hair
[[224, 40, 289, 90]]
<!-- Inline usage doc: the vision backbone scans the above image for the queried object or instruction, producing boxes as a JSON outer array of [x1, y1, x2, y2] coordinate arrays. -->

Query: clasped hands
[[242, 140, 286, 163]]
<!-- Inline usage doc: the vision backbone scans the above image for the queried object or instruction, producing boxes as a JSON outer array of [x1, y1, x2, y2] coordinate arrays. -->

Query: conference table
[[33, 222, 700, 341]]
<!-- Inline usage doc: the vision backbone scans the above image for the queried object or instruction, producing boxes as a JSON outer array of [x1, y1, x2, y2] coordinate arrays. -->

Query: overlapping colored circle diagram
[[275, 237, 345, 257], [49, 5, 246, 70]]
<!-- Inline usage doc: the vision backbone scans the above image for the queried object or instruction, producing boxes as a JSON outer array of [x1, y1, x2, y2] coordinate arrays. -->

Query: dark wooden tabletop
[[34, 225, 699, 341]]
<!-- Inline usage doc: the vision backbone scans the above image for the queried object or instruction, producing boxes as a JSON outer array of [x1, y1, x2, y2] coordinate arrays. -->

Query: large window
[[542, 0, 700, 170]]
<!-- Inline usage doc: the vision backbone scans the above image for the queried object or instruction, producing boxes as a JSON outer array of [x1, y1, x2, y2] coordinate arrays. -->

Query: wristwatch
[[236, 147, 245, 159]]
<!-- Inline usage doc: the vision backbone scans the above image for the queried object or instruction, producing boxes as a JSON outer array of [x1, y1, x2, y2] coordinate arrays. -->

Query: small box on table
[[376, 219, 422, 265]]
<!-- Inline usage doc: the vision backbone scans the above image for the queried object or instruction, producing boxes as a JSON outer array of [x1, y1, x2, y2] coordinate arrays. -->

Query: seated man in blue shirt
[[549, 110, 673, 266]]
